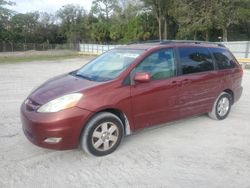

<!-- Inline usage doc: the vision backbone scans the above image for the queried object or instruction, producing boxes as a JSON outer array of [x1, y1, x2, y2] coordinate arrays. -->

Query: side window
[[135, 48, 176, 80], [179, 47, 214, 75], [210, 48, 236, 70]]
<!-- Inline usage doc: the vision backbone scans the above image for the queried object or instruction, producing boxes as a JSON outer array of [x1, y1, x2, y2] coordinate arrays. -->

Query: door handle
[[182, 79, 191, 85], [172, 80, 181, 88]]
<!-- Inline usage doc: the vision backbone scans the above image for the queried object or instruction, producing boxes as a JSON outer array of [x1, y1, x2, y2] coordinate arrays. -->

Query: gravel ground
[[0, 58, 250, 188]]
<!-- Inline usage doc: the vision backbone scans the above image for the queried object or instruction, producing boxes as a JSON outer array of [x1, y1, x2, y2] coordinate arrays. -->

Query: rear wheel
[[209, 92, 232, 120], [80, 112, 124, 156]]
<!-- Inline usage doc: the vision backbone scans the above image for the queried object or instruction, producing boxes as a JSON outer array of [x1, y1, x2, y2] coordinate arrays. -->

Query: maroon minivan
[[21, 41, 243, 156]]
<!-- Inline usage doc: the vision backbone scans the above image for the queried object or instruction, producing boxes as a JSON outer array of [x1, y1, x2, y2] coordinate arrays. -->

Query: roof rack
[[128, 40, 161, 45], [128, 40, 226, 48], [160, 40, 226, 47]]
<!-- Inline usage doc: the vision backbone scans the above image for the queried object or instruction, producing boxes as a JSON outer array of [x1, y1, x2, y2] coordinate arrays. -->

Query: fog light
[[44, 137, 62, 143]]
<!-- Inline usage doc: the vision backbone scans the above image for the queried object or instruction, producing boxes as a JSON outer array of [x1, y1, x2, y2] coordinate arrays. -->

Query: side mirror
[[134, 72, 151, 83]]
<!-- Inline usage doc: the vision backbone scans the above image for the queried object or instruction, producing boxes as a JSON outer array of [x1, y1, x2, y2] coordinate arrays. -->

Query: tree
[[142, 0, 163, 40], [90, 21, 111, 42], [0, 0, 14, 22], [0, 0, 15, 41], [108, 1, 148, 43], [161, 0, 174, 40], [238, 0, 250, 39], [10, 12, 40, 43], [35, 12, 60, 43], [57, 4, 87, 43], [91, 0, 119, 20], [175, 0, 217, 41], [89, 0, 120, 43], [141, 0, 173, 40], [215, 0, 249, 41], [1, 0, 250, 46]]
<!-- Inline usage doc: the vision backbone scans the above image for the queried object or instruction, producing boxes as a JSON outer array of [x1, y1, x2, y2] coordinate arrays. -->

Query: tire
[[208, 92, 232, 120], [80, 112, 124, 156]]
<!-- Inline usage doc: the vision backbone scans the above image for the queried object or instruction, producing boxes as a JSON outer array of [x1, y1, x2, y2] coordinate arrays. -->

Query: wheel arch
[[81, 108, 132, 137], [97, 108, 132, 136], [223, 89, 234, 104]]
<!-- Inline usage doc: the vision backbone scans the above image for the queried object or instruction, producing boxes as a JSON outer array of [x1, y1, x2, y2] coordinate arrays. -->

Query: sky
[[9, 0, 93, 14]]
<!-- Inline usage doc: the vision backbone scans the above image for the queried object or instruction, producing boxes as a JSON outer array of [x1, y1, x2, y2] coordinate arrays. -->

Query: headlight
[[37, 93, 83, 113]]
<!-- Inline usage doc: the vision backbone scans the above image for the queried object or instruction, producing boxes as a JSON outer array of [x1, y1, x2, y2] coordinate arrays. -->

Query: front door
[[130, 48, 180, 130]]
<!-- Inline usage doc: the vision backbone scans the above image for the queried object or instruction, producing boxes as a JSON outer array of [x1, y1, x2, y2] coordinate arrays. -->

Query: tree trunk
[[193, 31, 197, 40], [205, 30, 209, 41], [105, 4, 109, 20], [246, 23, 250, 39], [223, 28, 228, 42], [163, 18, 168, 40], [157, 5, 162, 41], [157, 18, 162, 41]]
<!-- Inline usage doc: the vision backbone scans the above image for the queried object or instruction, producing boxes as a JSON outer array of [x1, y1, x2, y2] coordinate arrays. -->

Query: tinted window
[[210, 48, 236, 70], [179, 47, 214, 75], [135, 49, 176, 80]]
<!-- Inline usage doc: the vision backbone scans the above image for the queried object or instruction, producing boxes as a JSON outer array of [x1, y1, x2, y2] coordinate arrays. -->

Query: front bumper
[[20, 102, 93, 150]]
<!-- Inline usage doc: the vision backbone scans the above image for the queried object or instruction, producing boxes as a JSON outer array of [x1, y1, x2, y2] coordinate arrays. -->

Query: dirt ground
[[0, 58, 250, 188]]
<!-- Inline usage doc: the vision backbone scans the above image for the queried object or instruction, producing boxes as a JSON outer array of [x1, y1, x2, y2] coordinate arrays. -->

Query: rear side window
[[178, 47, 214, 75], [210, 48, 236, 70]]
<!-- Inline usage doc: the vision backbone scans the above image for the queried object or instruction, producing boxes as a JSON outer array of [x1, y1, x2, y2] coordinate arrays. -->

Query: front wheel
[[80, 112, 124, 156], [209, 92, 232, 120]]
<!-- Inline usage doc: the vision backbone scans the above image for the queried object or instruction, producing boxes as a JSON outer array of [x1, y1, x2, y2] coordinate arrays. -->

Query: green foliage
[[213, 0, 241, 41], [141, 0, 174, 40], [10, 12, 39, 42], [0, 0, 249, 44], [175, 0, 217, 40], [0, 0, 15, 41], [90, 21, 111, 42], [57, 5, 87, 43], [91, 0, 119, 20], [174, 0, 250, 41]]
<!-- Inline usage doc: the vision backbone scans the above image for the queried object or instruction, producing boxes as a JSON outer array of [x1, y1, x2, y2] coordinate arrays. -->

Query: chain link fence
[[0, 42, 80, 52]]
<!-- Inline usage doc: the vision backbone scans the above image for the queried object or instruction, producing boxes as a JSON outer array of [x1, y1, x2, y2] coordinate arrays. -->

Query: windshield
[[75, 49, 144, 82]]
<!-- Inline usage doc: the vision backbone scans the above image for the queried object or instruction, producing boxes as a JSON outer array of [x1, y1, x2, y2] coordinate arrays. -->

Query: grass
[[0, 50, 81, 64], [0, 54, 78, 63]]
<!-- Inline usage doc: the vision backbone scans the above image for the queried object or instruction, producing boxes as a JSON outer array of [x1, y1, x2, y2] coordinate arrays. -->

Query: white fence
[[79, 41, 250, 58], [222, 41, 250, 58], [79, 44, 121, 54]]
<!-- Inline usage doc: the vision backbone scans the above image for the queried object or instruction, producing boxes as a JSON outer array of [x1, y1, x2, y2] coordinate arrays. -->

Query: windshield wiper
[[72, 72, 93, 81]]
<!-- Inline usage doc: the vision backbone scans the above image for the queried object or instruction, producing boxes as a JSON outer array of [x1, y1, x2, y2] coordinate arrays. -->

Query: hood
[[29, 73, 101, 104]]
